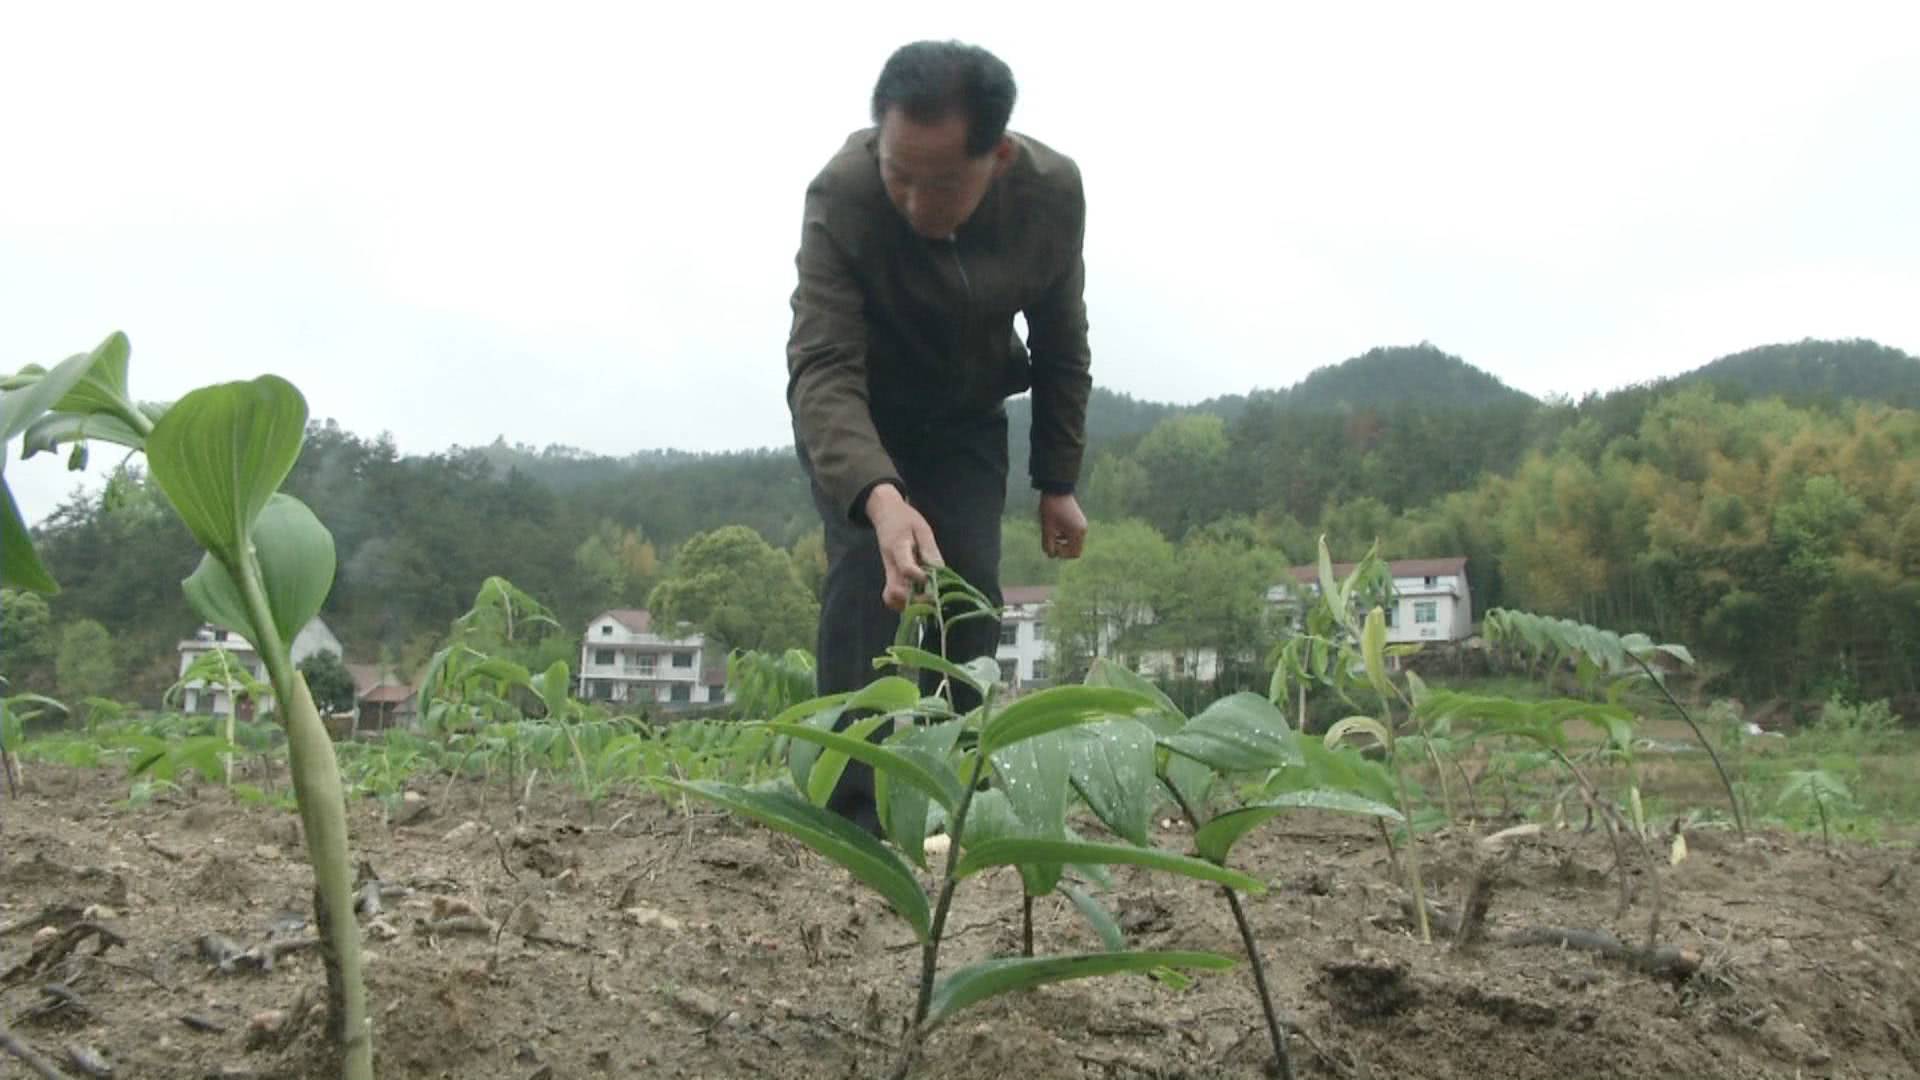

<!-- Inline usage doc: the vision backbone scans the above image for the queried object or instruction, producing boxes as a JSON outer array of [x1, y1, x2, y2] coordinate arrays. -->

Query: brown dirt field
[[3, 764, 1918, 1080]]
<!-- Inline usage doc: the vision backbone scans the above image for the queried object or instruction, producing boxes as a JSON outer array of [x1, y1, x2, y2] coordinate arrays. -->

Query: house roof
[[360, 684, 415, 704], [1002, 585, 1054, 606], [600, 609, 654, 633], [348, 663, 416, 697], [1285, 556, 1468, 585]]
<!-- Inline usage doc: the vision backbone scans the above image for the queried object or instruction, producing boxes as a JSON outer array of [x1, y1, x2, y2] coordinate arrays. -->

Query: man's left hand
[[1038, 493, 1088, 559]]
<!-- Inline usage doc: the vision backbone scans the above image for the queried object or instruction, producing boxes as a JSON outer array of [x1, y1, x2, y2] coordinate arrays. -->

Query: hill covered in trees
[[6, 338, 1915, 709]]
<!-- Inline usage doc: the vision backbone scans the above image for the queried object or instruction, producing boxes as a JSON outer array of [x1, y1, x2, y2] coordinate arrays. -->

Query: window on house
[[1031, 659, 1050, 682], [1033, 620, 1045, 639], [1423, 576, 1437, 588], [601, 624, 612, 636], [213, 629, 228, 641], [1384, 606, 1398, 628], [672, 651, 694, 669], [670, 683, 692, 703], [999, 659, 1018, 683], [998, 624, 1018, 647], [594, 648, 615, 666], [1415, 601, 1438, 624], [634, 655, 657, 675]]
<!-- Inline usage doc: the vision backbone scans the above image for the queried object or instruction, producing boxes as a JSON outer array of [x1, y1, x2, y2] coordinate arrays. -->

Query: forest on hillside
[[4, 339, 1915, 713]]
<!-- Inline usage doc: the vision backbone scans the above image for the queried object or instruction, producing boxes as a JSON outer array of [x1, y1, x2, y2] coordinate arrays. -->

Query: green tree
[[1155, 536, 1281, 691], [55, 618, 118, 703], [648, 525, 818, 653], [0, 588, 56, 691], [1133, 414, 1231, 539], [1047, 520, 1174, 677], [998, 517, 1062, 589], [299, 650, 358, 714]]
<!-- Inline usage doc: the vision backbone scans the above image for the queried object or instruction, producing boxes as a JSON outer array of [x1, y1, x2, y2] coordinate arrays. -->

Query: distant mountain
[[1273, 344, 1536, 412], [1674, 339, 1920, 409]]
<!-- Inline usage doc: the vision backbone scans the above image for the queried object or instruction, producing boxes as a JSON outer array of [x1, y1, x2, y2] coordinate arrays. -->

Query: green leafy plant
[[1, 688, 68, 798], [166, 646, 271, 785], [1081, 658, 1395, 1080], [0, 333, 371, 1080], [1775, 768, 1853, 852], [665, 567, 1242, 1077], [1484, 609, 1741, 838]]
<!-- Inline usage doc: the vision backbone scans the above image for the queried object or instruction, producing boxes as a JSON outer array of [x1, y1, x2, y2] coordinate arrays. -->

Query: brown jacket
[[786, 128, 1093, 520]]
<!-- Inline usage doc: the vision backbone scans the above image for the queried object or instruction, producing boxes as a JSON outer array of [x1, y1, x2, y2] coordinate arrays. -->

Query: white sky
[[5, 1, 1918, 525]]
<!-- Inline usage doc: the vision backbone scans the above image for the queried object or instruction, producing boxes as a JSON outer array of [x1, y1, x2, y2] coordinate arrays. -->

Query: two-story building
[[577, 609, 730, 709], [175, 618, 344, 716], [995, 586, 1055, 691], [1269, 556, 1473, 643]]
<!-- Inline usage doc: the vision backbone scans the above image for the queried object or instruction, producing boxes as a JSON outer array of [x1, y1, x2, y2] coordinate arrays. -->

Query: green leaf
[[1316, 535, 1342, 621], [1656, 643, 1696, 667], [0, 350, 97, 442], [49, 333, 133, 419], [878, 719, 963, 867], [957, 787, 1055, 895], [179, 494, 335, 650], [1195, 791, 1403, 864], [1361, 606, 1391, 703], [1160, 693, 1299, 773], [1324, 715, 1393, 753], [766, 721, 962, 812], [1, 478, 59, 593], [1162, 753, 1215, 818], [956, 837, 1264, 892], [882, 646, 985, 696], [980, 685, 1156, 755], [805, 714, 889, 807], [146, 376, 308, 561], [21, 411, 148, 460], [1061, 884, 1126, 951], [662, 780, 929, 941], [990, 730, 1073, 894], [926, 952, 1233, 1030], [1067, 719, 1159, 846], [1083, 658, 1185, 726]]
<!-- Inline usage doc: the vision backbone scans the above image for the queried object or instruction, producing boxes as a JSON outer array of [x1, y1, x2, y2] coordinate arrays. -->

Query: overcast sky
[[5, 1, 1917, 525]]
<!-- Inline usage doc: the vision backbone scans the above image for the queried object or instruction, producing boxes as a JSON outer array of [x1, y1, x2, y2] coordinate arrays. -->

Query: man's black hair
[[870, 41, 1017, 158]]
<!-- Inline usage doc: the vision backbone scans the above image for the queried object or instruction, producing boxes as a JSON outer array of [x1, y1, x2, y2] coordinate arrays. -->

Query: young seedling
[[1, 334, 372, 1080], [665, 567, 1246, 1078], [1069, 657, 1397, 1080], [1484, 609, 1742, 838], [1776, 769, 1852, 853]]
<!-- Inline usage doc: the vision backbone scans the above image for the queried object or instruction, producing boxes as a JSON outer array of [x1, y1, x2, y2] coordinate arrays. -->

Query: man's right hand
[[865, 483, 943, 612]]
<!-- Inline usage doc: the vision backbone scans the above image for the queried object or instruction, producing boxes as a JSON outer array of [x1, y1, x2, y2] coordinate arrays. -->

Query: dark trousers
[[799, 411, 1008, 831]]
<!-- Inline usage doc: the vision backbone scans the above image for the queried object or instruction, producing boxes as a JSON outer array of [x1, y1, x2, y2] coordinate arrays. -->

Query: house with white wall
[[995, 586, 1055, 691], [1268, 556, 1473, 643], [176, 618, 343, 716], [577, 609, 731, 709]]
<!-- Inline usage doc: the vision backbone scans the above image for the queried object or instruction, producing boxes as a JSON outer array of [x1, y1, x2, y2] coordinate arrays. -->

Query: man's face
[[877, 107, 1011, 240]]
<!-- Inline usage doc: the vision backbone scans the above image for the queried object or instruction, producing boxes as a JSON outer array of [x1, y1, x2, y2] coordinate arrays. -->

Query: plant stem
[[1391, 759, 1432, 944], [1021, 893, 1034, 958], [236, 555, 371, 1080], [1160, 778, 1296, 1080], [912, 696, 993, 1028], [1224, 886, 1296, 1080], [1633, 655, 1745, 839]]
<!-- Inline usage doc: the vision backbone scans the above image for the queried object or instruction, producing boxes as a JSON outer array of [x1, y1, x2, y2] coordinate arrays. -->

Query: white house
[[577, 609, 731, 709], [996, 586, 1055, 690], [1269, 556, 1473, 644], [176, 618, 343, 715]]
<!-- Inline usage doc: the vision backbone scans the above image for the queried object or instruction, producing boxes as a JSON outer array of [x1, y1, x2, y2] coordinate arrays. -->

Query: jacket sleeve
[[786, 182, 901, 521], [1023, 169, 1093, 493]]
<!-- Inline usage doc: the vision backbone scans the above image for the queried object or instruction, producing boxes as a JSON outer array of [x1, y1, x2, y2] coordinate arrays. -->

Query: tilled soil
[[2, 764, 1917, 1079]]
